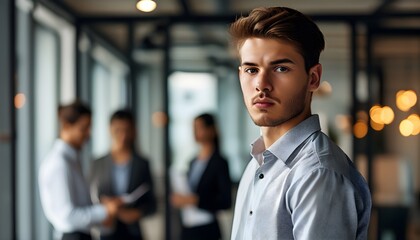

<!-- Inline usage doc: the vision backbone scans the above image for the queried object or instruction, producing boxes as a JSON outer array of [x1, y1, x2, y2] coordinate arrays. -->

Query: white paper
[[120, 183, 149, 204], [170, 170, 214, 227]]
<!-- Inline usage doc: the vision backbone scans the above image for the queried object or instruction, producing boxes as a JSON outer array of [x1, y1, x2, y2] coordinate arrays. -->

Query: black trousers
[[100, 221, 142, 240], [62, 232, 92, 240], [181, 221, 221, 240]]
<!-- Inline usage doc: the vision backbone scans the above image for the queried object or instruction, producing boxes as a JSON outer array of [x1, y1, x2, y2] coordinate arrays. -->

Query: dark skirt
[[100, 220, 143, 240]]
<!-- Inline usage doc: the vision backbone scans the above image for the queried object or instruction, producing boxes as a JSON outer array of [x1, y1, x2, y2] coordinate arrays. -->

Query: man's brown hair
[[58, 100, 91, 125], [229, 7, 325, 72]]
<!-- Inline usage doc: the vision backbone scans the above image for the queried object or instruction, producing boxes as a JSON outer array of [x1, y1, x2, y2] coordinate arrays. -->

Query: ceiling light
[[136, 0, 157, 12]]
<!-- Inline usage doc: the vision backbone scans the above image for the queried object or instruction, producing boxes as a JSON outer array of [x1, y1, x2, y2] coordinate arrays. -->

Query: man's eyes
[[274, 66, 289, 72], [244, 68, 258, 74], [243, 66, 289, 74]]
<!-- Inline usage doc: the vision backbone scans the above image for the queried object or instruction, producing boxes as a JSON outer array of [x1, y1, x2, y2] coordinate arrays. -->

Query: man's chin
[[251, 117, 281, 127]]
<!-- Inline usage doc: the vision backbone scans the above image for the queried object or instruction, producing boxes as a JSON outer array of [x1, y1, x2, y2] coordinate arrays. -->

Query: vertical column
[[75, 20, 81, 98], [350, 22, 360, 164], [365, 25, 374, 192], [163, 23, 172, 240], [0, 0, 16, 239], [128, 22, 137, 113], [16, 5, 35, 240], [78, 30, 93, 103]]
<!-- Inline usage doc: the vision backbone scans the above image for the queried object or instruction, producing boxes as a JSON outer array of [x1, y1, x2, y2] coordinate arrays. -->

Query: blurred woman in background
[[171, 113, 232, 240]]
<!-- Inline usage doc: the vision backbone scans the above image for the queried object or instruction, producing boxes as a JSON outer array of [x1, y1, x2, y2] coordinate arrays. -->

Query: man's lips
[[253, 98, 275, 108]]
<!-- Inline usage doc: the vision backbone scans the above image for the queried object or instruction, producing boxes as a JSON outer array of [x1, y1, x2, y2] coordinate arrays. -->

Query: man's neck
[[111, 147, 132, 164], [60, 133, 80, 150], [261, 111, 311, 149]]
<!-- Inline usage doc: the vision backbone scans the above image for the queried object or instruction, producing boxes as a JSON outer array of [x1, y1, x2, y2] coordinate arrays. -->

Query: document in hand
[[170, 169, 214, 227], [120, 183, 149, 204]]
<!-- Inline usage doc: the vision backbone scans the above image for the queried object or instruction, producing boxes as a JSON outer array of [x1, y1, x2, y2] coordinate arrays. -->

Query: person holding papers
[[39, 101, 122, 240], [90, 109, 156, 240], [171, 113, 232, 240]]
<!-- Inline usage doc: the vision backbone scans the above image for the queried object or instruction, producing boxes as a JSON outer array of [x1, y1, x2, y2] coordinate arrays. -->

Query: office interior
[[1, 0, 420, 239]]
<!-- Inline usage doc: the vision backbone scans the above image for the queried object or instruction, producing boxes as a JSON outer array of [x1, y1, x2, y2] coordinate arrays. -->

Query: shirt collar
[[250, 115, 321, 165], [55, 138, 79, 162]]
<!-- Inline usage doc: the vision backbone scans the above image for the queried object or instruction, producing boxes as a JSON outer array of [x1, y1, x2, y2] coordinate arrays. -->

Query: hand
[[170, 193, 198, 208], [117, 208, 141, 224], [101, 196, 123, 217]]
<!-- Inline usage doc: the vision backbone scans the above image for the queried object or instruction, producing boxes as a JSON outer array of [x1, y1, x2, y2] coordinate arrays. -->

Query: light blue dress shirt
[[39, 139, 107, 236], [231, 115, 371, 240], [112, 160, 131, 196]]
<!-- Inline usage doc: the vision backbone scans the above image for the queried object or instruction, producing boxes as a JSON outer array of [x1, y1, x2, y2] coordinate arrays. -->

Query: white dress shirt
[[39, 139, 107, 236], [231, 115, 371, 240]]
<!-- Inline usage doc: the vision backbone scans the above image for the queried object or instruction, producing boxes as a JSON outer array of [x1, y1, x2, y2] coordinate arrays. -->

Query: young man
[[90, 109, 156, 240], [229, 7, 371, 240], [39, 101, 121, 240]]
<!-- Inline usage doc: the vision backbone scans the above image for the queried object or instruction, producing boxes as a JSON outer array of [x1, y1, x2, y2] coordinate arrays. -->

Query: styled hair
[[195, 113, 220, 153], [58, 101, 91, 125], [110, 109, 135, 126], [229, 7, 325, 71]]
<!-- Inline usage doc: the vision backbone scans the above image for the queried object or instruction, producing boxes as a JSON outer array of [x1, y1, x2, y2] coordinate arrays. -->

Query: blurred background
[[1, 0, 420, 239]]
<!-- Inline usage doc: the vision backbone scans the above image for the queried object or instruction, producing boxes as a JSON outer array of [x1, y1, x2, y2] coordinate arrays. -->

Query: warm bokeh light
[[404, 90, 417, 107], [136, 0, 157, 12], [396, 90, 405, 98], [396, 90, 417, 111], [357, 110, 369, 123], [315, 81, 333, 97], [370, 119, 384, 131], [152, 111, 168, 127], [354, 121, 368, 138], [399, 119, 414, 137], [335, 114, 351, 132], [380, 106, 394, 124], [14, 93, 26, 109], [396, 94, 410, 111], [407, 114, 420, 135], [369, 105, 381, 116], [370, 105, 383, 124]]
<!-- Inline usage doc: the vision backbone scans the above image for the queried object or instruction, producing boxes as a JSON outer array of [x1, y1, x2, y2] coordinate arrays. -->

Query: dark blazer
[[90, 153, 156, 239], [181, 151, 232, 240], [188, 151, 232, 214]]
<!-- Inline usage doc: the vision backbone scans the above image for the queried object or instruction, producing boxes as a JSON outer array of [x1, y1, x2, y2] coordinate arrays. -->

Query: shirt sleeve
[[39, 158, 107, 232], [286, 168, 359, 240]]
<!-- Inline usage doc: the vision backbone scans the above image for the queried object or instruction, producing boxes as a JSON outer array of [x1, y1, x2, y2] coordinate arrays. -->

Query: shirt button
[[249, 211, 253, 215], [259, 173, 264, 179]]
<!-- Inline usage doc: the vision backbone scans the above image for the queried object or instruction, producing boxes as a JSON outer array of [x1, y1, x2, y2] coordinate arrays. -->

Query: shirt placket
[[245, 151, 273, 239]]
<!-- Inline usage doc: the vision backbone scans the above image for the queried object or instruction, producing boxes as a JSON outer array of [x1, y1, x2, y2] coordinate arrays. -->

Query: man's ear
[[308, 63, 322, 92]]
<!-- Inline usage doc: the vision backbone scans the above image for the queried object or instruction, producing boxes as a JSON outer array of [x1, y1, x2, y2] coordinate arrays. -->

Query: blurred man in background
[[39, 101, 121, 240]]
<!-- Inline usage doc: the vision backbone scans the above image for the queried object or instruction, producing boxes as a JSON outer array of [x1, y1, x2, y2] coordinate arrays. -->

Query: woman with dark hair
[[171, 113, 232, 240]]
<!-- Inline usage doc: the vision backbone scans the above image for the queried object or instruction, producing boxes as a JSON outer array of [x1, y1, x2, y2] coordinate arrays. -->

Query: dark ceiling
[[38, 0, 420, 71]]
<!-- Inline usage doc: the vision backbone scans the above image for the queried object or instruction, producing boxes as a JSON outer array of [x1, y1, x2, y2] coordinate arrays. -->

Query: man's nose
[[255, 71, 272, 92]]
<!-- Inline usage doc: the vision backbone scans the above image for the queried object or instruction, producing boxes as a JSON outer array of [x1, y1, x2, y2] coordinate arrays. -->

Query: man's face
[[65, 115, 91, 149], [238, 38, 320, 127], [110, 119, 135, 149]]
